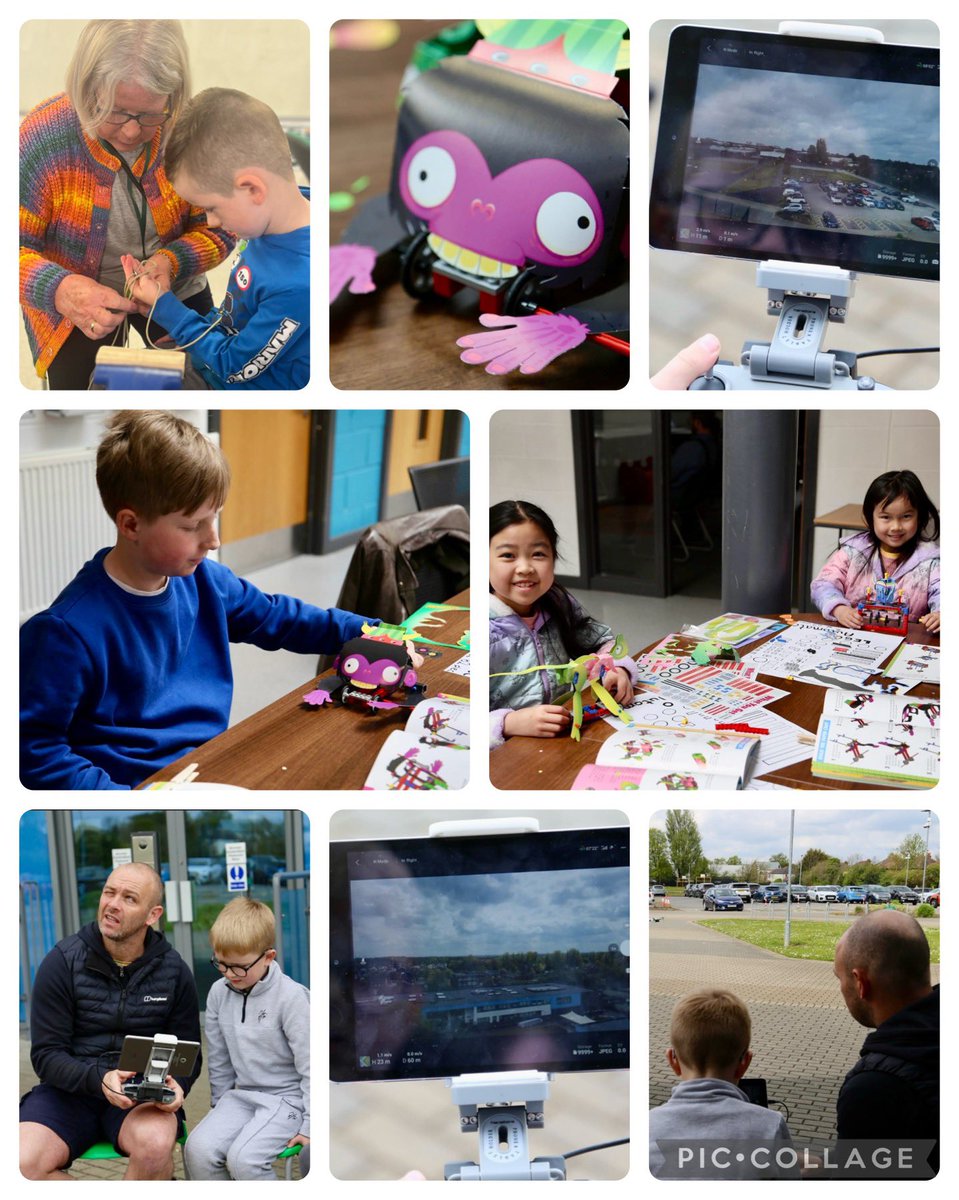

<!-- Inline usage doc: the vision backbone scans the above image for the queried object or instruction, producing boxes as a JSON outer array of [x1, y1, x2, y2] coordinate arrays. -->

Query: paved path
[[648, 902, 940, 1142]]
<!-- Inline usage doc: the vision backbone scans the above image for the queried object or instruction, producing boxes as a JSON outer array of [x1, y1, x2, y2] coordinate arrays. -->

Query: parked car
[[887, 886, 920, 904], [650, 884, 667, 899], [837, 886, 867, 903], [247, 854, 286, 883], [821, 211, 840, 228], [187, 857, 221, 884], [924, 889, 940, 908], [863, 885, 894, 904], [703, 887, 744, 912], [808, 886, 839, 902], [755, 885, 783, 903], [731, 883, 752, 903], [911, 216, 935, 231]]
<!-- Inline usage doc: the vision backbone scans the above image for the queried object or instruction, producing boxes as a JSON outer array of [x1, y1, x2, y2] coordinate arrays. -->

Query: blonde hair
[[66, 20, 191, 144], [96, 410, 230, 521], [670, 989, 751, 1074], [210, 897, 276, 958], [164, 87, 294, 193]]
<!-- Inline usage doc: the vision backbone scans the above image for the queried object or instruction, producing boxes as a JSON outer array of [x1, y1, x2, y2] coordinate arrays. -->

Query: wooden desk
[[813, 504, 867, 550], [140, 592, 470, 790], [330, 21, 629, 392], [489, 613, 938, 792]]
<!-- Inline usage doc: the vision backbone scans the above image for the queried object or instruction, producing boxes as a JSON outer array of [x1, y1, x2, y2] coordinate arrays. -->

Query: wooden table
[[330, 20, 629, 391], [488, 614, 938, 791], [813, 504, 867, 549], [140, 592, 470, 790]]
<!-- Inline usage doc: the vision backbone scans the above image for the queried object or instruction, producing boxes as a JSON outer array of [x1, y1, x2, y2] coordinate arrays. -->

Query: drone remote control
[[123, 1079, 176, 1105]]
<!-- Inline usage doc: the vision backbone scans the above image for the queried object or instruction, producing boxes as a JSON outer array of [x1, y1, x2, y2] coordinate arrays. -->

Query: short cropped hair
[[840, 911, 931, 995], [670, 988, 751, 1074], [163, 87, 294, 194], [210, 897, 276, 958], [96, 410, 231, 521], [66, 20, 191, 144]]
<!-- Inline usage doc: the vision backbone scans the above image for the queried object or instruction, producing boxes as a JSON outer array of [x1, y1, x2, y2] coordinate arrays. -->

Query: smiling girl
[[489, 499, 638, 746]]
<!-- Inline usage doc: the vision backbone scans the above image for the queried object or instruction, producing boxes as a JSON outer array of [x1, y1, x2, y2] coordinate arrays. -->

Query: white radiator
[[20, 449, 115, 623]]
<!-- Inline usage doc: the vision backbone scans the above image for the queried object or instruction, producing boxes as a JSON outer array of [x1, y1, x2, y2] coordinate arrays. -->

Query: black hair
[[862, 470, 939, 562], [489, 499, 597, 659]]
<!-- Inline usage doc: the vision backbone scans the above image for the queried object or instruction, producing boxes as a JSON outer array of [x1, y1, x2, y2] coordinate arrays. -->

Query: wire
[[561, 1136, 629, 1160], [124, 264, 225, 351], [855, 346, 939, 361]]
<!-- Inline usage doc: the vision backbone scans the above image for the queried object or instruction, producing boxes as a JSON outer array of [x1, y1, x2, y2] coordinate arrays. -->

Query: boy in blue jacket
[[20, 411, 374, 789], [122, 87, 309, 389]]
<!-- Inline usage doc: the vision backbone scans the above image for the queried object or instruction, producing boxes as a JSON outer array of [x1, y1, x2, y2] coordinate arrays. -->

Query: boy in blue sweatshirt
[[184, 898, 309, 1180], [121, 87, 309, 389], [20, 411, 373, 789]]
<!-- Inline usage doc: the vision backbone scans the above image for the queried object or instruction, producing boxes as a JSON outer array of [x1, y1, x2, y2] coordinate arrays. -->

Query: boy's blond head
[[96, 410, 230, 521], [164, 87, 294, 194], [670, 988, 751, 1075], [210, 897, 276, 958]]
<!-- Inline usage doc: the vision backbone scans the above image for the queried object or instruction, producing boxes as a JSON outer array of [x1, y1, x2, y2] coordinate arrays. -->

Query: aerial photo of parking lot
[[683, 66, 939, 240]]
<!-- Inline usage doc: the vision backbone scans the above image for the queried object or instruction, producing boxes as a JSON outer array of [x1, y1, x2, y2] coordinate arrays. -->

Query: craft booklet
[[812, 697, 940, 789], [883, 641, 941, 689], [571, 763, 746, 791], [594, 725, 761, 789], [362, 698, 469, 790]]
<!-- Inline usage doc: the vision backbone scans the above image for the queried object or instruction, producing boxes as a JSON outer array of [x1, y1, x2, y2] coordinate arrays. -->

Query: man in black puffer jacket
[[833, 909, 939, 1177], [20, 862, 201, 1179]]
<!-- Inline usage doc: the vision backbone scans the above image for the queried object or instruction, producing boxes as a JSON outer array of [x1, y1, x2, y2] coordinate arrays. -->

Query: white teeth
[[427, 234, 519, 279]]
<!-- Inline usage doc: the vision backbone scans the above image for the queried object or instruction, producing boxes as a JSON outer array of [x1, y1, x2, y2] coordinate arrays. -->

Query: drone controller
[[122, 1078, 176, 1105], [116, 1033, 200, 1105]]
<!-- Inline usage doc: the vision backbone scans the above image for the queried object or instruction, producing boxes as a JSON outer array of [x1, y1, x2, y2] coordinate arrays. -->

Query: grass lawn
[[697, 919, 940, 963]]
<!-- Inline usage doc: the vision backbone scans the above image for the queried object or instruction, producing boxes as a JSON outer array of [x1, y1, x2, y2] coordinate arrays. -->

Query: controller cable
[[559, 1136, 630, 1161], [855, 346, 939, 361]]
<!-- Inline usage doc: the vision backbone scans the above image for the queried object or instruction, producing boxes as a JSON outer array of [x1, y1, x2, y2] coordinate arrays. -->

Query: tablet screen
[[330, 827, 629, 1082], [651, 26, 939, 281]]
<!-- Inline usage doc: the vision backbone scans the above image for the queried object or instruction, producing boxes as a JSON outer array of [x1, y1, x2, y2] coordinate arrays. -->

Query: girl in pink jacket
[[811, 470, 940, 632]]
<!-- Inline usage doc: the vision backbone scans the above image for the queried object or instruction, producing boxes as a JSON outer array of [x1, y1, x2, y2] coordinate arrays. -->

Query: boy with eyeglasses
[[184, 897, 309, 1180]]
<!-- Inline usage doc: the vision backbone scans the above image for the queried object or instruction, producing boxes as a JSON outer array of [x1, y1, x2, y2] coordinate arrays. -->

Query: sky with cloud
[[350, 866, 629, 958], [691, 65, 939, 165]]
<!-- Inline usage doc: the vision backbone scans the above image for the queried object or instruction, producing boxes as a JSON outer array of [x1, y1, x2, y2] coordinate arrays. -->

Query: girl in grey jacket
[[490, 500, 638, 747]]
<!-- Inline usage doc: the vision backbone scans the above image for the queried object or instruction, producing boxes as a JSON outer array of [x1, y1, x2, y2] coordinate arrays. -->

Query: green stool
[[77, 1129, 188, 1173], [277, 1143, 303, 1180]]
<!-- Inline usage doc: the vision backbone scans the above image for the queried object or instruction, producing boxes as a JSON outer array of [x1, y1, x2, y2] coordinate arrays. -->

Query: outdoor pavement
[[19, 1022, 304, 1180], [648, 899, 940, 1142]]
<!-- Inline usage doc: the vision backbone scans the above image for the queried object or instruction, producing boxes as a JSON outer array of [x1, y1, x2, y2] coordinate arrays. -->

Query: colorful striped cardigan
[[20, 92, 236, 378]]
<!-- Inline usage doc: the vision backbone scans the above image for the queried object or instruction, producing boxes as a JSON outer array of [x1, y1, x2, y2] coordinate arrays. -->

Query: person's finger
[[652, 333, 721, 389]]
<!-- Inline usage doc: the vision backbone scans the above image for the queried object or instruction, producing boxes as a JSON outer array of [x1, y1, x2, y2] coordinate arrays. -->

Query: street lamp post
[[904, 854, 911, 887], [785, 811, 794, 949], [921, 812, 932, 894]]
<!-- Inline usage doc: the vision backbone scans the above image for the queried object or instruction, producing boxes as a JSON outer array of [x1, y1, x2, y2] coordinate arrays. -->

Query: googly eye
[[406, 146, 457, 208], [381, 664, 401, 684], [342, 657, 361, 675], [535, 191, 598, 256]]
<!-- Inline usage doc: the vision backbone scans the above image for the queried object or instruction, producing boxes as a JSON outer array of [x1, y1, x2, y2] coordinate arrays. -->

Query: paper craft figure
[[303, 635, 425, 713], [489, 633, 633, 741], [331, 19, 629, 376], [419, 706, 468, 748]]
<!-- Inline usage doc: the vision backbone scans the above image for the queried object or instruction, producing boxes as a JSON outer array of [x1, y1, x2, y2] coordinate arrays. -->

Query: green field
[[697, 918, 940, 963]]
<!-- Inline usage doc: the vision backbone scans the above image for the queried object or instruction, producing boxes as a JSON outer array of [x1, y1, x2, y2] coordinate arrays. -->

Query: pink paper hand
[[457, 312, 589, 375], [330, 244, 377, 301], [367, 698, 399, 710], [303, 688, 333, 706]]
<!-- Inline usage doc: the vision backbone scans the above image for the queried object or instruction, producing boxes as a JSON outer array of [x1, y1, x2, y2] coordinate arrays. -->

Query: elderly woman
[[19, 20, 235, 388]]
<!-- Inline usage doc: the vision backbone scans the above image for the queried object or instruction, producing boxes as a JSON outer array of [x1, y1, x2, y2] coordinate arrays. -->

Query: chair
[[408, 457, 470, 513], [78, 1132, 300, 1180]]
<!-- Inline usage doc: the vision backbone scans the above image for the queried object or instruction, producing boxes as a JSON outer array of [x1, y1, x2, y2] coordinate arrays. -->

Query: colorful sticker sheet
[[632, 658, 788, 720], [689, 613, 786, 647]]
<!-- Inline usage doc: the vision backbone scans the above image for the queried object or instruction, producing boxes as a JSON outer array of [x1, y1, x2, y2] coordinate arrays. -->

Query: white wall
[[812, 409, 940, 569], [20, 20, 309, 118], [489, 411, 580, 577]]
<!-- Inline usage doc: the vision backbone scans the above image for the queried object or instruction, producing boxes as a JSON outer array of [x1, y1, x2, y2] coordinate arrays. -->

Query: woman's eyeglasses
[[210, 948, 271, 978], [104, 109, 170, 129]]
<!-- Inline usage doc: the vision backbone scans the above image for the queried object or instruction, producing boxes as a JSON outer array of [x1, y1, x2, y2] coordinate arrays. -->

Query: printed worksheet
[[741, 622, 902, 685], [883, 642, 940, 690], [444, 652, 471, 678]]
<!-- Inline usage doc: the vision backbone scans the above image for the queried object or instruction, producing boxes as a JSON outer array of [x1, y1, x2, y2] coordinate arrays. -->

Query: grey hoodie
[[205, 962, 310, 1136]]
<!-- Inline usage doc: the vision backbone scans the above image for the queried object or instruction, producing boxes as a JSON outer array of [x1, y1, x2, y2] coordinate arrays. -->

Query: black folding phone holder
[[688, 22, 895, 393]]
